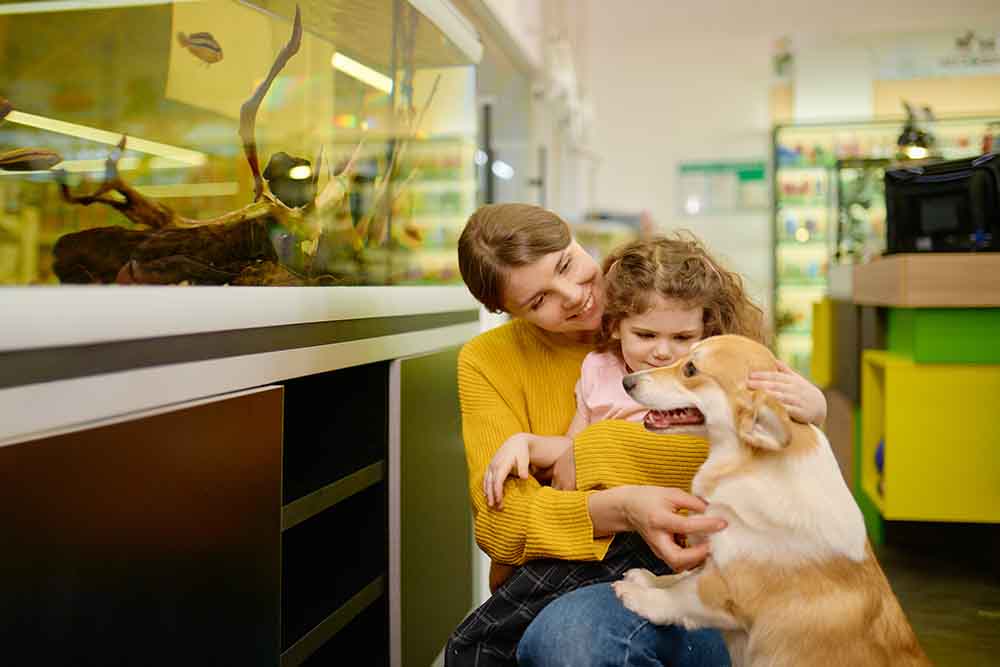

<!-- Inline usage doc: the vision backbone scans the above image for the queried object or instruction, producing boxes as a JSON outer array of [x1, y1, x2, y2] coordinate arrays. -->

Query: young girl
[[484, 233, 824, 508]]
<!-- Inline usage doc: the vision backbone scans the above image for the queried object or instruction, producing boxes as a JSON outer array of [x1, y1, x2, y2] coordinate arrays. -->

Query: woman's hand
[[484, 434, 531, 509], [619, 486, 727, 571], [748, 360, 827, 426]]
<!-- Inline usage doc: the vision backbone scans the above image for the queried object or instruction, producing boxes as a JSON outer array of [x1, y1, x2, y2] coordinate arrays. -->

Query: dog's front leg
[[613, 564, 739, 631], [622, 567, 695, 589]]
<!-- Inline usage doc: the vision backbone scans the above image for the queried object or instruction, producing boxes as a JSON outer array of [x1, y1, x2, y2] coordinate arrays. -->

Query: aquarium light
[[0, 0, 196, 15], [5, 111, 206, 166], [332, 53, 393, 95], [135, 182, 239, 198]]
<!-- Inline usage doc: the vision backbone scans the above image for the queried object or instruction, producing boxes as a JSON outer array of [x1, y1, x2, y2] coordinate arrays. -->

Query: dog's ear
[[738, 391, 791, 451]]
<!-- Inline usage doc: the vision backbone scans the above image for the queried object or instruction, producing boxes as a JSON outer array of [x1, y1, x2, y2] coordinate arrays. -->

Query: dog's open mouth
[[643, 407, 706, 431]]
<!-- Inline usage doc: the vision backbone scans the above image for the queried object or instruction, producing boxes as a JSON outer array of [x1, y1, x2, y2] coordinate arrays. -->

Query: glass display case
[[834, 158, 890, 265], [0, 0, 479, 286], [772, 114, 1000, 375]]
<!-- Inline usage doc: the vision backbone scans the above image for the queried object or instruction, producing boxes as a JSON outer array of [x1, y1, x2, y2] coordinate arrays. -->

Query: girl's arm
[[747, 360, 827, 426], [484, 433, 572, 508], [571, 419, 709, 492]]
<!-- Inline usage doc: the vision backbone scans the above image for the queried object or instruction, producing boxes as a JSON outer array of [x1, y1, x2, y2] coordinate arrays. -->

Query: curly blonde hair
[[598, 233, 768, 353]]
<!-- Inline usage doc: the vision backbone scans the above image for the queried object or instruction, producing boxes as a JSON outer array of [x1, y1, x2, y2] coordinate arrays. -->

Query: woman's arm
[[566, 419, 710, 493], [459, 348, 613, 565]]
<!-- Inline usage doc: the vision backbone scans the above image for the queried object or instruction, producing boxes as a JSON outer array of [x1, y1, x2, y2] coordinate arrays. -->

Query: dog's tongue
[[644, 408, 705, 429]]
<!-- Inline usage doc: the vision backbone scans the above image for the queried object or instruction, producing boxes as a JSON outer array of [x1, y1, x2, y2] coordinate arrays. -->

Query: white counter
[[0, 286, 481, 445], [0, 285, 479, 352]]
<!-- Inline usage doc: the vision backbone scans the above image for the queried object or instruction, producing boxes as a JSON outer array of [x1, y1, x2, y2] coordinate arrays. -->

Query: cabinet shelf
[[282, 460, 385, 532], [860, 350, 1000, 523]]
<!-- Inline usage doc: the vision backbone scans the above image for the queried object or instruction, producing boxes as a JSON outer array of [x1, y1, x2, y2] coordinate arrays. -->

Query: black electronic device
[[884, 153, 1000, 253]]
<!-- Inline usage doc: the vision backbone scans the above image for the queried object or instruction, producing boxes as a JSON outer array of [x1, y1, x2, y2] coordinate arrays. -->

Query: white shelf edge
[[0, 285, 478, 352]]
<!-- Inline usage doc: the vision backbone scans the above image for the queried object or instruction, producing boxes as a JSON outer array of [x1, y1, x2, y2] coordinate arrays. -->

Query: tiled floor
[[876, 523, 1000, 666]]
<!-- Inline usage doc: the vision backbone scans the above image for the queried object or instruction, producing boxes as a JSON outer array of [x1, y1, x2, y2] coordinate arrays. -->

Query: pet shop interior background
[[809, 253, 1000, 546]]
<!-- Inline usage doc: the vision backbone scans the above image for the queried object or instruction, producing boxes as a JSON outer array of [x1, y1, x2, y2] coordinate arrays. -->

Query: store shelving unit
[[771, 114, 1000, 376]]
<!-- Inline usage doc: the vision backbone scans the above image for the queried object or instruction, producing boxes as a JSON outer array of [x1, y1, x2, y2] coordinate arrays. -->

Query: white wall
[[581, 0, 1000, 315]]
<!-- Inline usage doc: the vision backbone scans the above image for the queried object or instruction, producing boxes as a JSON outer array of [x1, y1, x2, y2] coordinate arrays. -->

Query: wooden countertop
[[852, 253, 1000, 307]]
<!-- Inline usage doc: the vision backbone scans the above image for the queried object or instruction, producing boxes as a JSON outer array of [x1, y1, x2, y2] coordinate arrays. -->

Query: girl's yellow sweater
[[458, 318, 709, 566]]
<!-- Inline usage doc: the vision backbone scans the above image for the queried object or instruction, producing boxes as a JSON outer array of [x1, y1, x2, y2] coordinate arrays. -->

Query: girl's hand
[[622, 486, 727, 571], [748, 360, 827, 426], [484, 433, 531, 509]]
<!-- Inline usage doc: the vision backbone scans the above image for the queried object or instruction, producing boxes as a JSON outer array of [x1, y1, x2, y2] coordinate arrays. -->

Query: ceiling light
[[684, 196, 702, 215], [332, 53, 393, 95], [491, 160, 514, 180]]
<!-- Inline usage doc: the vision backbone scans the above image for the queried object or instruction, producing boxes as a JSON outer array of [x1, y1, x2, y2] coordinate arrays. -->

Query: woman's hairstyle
[[598, 232, 767, 351], [458, 204, 572, 312]]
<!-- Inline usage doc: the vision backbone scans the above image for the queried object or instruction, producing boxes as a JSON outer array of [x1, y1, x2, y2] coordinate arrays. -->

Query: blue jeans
[[516, 583, 731, 667]]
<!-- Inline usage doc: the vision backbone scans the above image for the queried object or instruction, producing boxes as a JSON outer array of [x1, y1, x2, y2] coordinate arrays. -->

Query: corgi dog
[[612, 335, 930, 667]]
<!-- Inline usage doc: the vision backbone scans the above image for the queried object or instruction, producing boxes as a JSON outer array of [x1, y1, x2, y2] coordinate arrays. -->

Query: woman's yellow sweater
[[458, 318, 709, 566]]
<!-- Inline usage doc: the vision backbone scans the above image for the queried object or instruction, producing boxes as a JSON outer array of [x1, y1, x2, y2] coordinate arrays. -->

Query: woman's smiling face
[[501, 240, 605, 335]]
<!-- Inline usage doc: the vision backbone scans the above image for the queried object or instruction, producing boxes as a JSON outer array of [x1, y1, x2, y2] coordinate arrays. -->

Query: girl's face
[[501, 240, 605, 335], [614, 295, 705, 372]]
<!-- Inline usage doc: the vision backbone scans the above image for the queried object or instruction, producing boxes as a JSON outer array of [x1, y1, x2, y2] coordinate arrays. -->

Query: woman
[[446, 204, 823, 667]]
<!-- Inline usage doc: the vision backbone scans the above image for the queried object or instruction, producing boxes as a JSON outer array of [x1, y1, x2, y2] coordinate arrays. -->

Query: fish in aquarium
[[176, 31, 224, 64], [0, 147, 63, 171]]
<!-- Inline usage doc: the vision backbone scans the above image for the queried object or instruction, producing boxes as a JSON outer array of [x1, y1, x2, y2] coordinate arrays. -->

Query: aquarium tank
[[0, 0, 478, 286]]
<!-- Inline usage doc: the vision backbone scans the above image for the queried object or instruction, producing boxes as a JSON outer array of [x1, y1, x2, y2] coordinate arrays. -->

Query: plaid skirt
[[444, 533, 669, 667]]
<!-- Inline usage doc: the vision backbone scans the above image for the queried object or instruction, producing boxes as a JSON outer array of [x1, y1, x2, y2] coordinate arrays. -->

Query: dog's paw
[[622, 568, 656, 586], [613, 580, 669, 624]]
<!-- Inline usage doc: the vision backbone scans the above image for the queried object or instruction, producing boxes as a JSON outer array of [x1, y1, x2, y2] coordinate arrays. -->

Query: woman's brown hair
[[458, 204, 572, 312], [598, 233, 767, 351]]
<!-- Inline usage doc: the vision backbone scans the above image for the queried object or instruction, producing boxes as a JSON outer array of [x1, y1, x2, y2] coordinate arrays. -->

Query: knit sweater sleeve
[[458, 343, 612, 565], [573, 420, 709, 492]]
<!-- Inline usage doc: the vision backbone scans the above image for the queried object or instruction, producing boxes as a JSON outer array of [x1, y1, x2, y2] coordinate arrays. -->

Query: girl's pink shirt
[[573, 350, 648, 426]]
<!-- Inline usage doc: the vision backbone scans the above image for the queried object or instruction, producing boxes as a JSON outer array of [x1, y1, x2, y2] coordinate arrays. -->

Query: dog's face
[[623, 335, 792, 451]]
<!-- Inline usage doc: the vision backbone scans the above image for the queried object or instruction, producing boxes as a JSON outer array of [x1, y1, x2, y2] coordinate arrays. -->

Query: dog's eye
[[683, 361, 698, 378]]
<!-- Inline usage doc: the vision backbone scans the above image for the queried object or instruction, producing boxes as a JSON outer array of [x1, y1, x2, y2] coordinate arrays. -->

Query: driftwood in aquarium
[[53, 217, 278, 285], [52, 227, 148, 283]]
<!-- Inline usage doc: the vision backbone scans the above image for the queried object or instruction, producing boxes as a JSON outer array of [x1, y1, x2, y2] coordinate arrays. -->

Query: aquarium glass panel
[[0, 0, 477, 285]]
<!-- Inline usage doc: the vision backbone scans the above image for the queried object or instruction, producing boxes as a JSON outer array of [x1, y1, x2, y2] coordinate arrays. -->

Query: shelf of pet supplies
[[776, 240, 830, 249], [775, 198, 829, 208], [860, 350, 1000, 523], [776, 165, 832, 172], [777, 280, 827, 289], [852, 253, 1000, 308]]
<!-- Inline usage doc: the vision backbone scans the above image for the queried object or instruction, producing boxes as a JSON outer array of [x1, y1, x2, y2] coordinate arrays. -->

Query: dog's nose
[[622, 374, 637, 393]]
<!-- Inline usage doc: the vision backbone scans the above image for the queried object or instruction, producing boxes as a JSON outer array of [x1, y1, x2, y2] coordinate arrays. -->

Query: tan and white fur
[[613, 335, 930, 667]]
